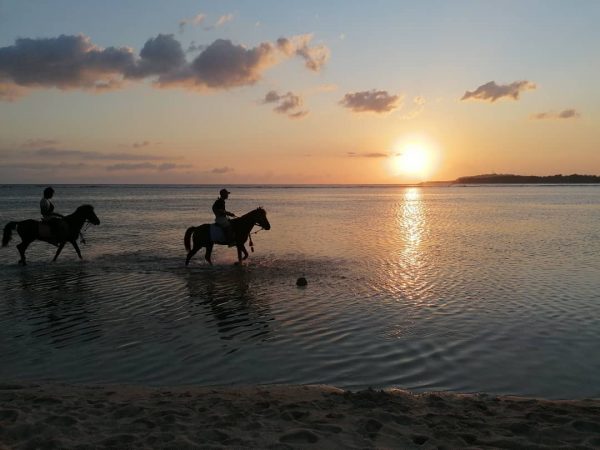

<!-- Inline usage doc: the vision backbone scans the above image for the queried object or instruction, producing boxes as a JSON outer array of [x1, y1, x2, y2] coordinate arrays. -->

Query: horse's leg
[[186, 243, 202, 266], [205, 243, 213, 265], [70, 240, 83, 259], [236, 245, 244, 264], [16, 240, 31, 265], [53, 242, 66, 262], [241, 245, 249, 260]]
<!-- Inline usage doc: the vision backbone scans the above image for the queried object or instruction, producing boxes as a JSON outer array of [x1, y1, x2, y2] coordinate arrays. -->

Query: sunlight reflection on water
[[1, 185, 599, 398]]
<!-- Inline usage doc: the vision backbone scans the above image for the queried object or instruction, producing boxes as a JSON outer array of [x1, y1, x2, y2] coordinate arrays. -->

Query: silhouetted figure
[[212, 188, 236, 244], [39, 187, 64, 244], [40, 187, 63, 220]]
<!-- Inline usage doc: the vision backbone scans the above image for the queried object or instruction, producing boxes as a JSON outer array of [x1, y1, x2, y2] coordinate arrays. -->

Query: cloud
[[179, 13, 206, 33], [106, 162, 190, 171], [0, 34, 135, 91], [461, 80, 536, 102], [339, 90, 401, 113], [0, 33, 330, 99], [132, 140, 150, 148], [0, 162, 89, 171], [347, 152, 389, 158], [276, 34, 329, 71], [530, 108, 581, 120], [33, 147, 168, 160], [262, 90, 308, 118], [211, 166, 234, 174], [215, 14, 234, 27], [21, 138, 59, 148], [127, 34, 186, 78]]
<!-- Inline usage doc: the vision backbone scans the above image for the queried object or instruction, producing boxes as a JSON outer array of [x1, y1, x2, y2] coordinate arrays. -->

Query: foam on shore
[[1, 382, 599, 448]]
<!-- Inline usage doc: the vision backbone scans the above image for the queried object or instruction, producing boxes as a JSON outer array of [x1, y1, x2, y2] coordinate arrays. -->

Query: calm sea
[[0, 184, 599, 399]]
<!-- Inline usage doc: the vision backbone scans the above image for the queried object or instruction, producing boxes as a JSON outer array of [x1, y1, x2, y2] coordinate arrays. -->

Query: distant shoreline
[[1, 174, 600, 188]]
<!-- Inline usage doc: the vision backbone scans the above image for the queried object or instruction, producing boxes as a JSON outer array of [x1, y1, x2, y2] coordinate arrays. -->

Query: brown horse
[[184, 207, 271, 266], [2, 204, 100, 265]]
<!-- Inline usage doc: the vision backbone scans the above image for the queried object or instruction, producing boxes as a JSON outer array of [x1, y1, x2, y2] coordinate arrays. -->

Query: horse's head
[[77, 204, 100, 225], [254, 207, 270, 230]]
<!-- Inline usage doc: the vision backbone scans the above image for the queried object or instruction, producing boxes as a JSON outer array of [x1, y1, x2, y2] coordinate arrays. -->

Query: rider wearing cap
[[212, 188, 236, 243]]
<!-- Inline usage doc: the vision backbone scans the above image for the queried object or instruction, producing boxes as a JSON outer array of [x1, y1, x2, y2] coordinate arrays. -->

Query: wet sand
[[1, 382, 599, 449]]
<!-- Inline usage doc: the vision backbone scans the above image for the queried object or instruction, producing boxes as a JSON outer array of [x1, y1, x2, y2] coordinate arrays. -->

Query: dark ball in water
[[296, 277, 307, 287]]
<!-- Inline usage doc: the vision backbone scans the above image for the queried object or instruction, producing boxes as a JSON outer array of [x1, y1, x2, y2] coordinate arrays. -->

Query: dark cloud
[[34, 147, 168, 160], [0, 33, 330, 99], [0, 34, 135, 90], [211, 166, 234, 174], [339, 90, 401, 113], [132, 141, 150, 148], [262, 90, 307, 118], [347, 152, 389, 158], [530, 108, 581, 120], [461, 80, 536, 102], [106, 162, 190, 171], [126, 34, 185, 78]]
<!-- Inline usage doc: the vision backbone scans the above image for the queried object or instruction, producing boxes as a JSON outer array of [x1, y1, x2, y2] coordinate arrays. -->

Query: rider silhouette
[[40, 187, 64, 244], [212, 188, 236, 244], [40, 187, 63, 220]]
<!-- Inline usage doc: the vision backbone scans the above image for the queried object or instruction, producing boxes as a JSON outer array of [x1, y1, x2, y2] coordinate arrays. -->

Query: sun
[[391, 141, 436, 180]]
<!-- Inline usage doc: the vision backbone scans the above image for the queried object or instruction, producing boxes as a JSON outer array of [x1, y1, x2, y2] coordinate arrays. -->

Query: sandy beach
[[0, 383, 599, 449]]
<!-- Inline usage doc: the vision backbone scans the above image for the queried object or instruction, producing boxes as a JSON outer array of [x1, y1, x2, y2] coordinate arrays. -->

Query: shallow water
[[1, 185, 599, 399]]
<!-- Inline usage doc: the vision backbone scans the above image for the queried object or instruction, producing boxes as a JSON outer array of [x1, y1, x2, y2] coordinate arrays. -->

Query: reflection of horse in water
[[2, 205, 100, 265], [184, 207, 271, 266]]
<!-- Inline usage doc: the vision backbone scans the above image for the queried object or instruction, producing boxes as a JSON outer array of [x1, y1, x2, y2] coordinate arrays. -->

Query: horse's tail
[[184, 226, 196, 251], [2, 222, 17, 247]]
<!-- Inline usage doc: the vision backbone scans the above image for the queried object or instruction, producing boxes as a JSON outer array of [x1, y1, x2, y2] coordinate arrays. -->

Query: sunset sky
[[1, 0, 599, 184]]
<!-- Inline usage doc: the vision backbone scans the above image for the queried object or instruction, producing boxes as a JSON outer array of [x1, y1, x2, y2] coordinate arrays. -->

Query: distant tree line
[[454, 174, 600, 184]]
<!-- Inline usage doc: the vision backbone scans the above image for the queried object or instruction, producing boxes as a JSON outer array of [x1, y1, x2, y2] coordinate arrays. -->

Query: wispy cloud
[[530, 109, 581, 120], [179, 13, 206, 33], [106, 162, 191, 171], [21, 138, 60, 148], [132, 140, 151, 148], [347, 152, 389, 158], [0, 33, 330, 99], [262, 90, 308, 119], [211, 166, 234, 174], [215, 14, 234, 27], [0, 162, 89, 171], [276, 34, 329, 72], [339, 90, 401, 113], [33, 147, 168, 161], [461, 80, 536, 102]]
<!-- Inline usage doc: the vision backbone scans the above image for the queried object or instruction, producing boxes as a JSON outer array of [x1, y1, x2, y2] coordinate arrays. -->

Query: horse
[[2, 204, 100, 265], [184, 207, 271, 266]]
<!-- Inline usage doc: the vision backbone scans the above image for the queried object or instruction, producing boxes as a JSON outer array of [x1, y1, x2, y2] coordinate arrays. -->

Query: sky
[[1, 0, 599, 184]]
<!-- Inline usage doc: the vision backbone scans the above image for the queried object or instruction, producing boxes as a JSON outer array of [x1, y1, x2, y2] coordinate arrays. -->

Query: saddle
[[209, 224, 235, 246]]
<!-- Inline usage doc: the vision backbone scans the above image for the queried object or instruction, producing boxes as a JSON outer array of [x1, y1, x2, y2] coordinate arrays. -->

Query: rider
[[40, 187, 63, 220], [212, 188, 236, 244], [40, 187, 64, 244]]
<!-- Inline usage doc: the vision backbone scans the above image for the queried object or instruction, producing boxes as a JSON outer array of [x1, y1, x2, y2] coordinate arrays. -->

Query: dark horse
[[2, 205, 100, 265], [184, 207, 271, 266]]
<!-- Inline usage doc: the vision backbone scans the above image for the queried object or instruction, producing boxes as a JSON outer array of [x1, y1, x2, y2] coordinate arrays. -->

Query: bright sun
[[393, 143, 434, 179]]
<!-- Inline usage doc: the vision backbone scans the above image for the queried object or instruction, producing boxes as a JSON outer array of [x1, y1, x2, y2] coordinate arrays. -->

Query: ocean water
[[0, 184, 599, 399]]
